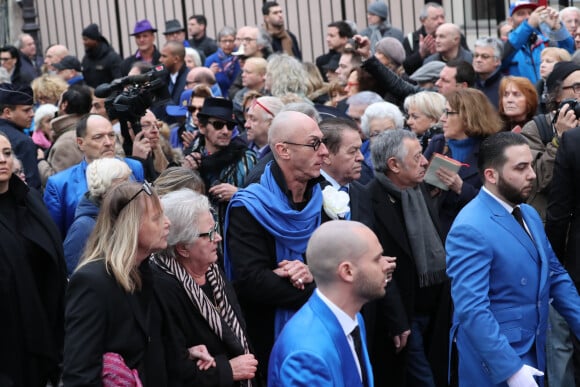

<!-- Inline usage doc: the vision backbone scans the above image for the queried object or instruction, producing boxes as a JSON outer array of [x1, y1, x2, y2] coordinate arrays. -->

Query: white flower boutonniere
[[322, 185, 350, 220]]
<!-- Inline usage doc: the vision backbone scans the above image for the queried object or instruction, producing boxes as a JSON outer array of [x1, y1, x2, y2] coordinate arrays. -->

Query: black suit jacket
[[547, 126, 580, 285], [365, 178, 451, 387], [63, 259, 166, 386], [319, 179, 373, 227]]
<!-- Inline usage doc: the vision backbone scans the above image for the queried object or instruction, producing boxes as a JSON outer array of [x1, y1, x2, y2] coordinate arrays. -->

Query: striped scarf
[[153, 255, 250, 355]]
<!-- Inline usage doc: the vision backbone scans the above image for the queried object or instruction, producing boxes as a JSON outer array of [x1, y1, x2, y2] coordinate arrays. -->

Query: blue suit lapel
[[309, 293, 364, 387], [481, 191, 539, 263], [357, 313, 374, 387]]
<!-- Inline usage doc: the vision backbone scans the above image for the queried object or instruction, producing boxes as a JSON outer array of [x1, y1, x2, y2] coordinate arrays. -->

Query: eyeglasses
[[187, 106, 202, 113], [473, 53, 494, 60], [208, 120, 235, 131], [220, 39, 235, 44], [198, 222, 218, 242], [346, 82, 359, 87], [562, 83, 580, 94], [443, 108, 459, 118], [0, 57, 12, 62], [119, 181, 153, 213], [283, 138, 323, 151]]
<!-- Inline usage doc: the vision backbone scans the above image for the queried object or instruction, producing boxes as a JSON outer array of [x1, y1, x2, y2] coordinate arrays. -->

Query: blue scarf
[[223, 162, 322, 336], [447, 137, 478, 163]]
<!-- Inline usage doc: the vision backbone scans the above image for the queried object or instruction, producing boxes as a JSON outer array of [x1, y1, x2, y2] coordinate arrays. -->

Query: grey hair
[[253, 96, 285, 121], [346, 91, 384, 107], [474, 36, 503, 59], [361, 102, 404, 138], [33, 103, 58, 129], [371, 129, 417, 173], [257, 26, 273, 50], [86, 158, 132, 201], [14, 33, 32, 49], [403, 91, 446, 122], [218, 26, 237, 41], [280, 101, 320, 122], [184, 47, 202, 67], [160, 188, 211, 251], [266, 53, 307, 97], [419, 2, 444, 21], [560, 6, 580, 18]]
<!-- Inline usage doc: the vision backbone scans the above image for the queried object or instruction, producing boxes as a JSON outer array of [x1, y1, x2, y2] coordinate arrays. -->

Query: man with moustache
[[224, 111, 329, 375], [268, 220, 394, 386], [447, 132, 580, 386]]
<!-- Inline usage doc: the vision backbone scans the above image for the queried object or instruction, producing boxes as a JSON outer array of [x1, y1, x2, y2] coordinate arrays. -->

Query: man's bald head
[[268, 110, 318, 150], [437, 23, 460, 39], [307, 221, 374, 286], [186, 66, 216, 89]]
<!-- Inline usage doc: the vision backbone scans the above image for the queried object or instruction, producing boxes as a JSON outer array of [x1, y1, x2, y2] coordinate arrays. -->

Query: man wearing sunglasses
[[224, 110, 329, 376], [182, 97, 256, 223]]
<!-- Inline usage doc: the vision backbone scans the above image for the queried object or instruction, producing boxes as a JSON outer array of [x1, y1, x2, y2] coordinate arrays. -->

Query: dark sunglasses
[[208, 120, 235, 131], [119, 181, 153, 213], [188, 106, 202, 113]]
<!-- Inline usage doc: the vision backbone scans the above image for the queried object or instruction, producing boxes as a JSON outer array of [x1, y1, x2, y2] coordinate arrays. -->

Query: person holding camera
[[520, 61, 580, 386]]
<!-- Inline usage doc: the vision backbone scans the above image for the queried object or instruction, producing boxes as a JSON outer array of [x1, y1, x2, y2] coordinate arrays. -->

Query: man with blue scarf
[[223, 110, 328, 375]]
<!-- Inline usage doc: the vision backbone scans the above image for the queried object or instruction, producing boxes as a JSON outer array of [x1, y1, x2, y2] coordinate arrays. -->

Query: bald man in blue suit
[[268, 221, 395, 386], [446, 132, 580, 386]]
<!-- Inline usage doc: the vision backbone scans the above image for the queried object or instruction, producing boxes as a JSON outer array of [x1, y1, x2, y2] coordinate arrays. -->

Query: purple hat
[[166, 89, 193, 117], [131, 19, 157, 36]]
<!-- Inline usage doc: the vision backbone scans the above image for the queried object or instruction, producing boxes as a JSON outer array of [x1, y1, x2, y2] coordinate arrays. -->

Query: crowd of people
[[4, 0, 580, 386]]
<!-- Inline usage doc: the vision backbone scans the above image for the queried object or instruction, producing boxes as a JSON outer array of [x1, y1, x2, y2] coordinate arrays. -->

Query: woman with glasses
[[0, 131, 67, 387], [204, 26, 240, 97], [425, 88, 502, 236], [0, 45, 30, 87], [63, 181, 171, 385], [360, 101, 405, 149], [498, 76, 538, 132], [153, 189, 258, 386]]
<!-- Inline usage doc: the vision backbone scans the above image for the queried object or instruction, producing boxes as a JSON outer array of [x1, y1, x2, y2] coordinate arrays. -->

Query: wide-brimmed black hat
[[197, 98, 236, 123], [164, 19, 185, 35]]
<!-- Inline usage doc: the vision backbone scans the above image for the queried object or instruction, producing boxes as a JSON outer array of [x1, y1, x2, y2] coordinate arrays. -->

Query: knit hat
[[546, 61, 580, 94], [367, 2, 389, 20], [409, 61, 445, 83], [375, 37, 405, 66], [82, 23, 102, 41]]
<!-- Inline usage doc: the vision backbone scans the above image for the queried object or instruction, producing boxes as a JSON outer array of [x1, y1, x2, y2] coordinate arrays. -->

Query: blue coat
[[43, 158, 144, 239], [63, 194, 99, 276], [446, 189, 580, 386], [268, 291, 374, 387]]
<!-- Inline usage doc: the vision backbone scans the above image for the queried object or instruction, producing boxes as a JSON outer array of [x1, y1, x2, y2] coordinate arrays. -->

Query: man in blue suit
[[268, 220, 394, 386], [446, 132, 580, 386], [44, 114, 144, 238]]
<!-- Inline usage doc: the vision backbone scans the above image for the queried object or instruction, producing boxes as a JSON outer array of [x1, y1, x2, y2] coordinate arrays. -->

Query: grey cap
[[409, 61, 445, 83]]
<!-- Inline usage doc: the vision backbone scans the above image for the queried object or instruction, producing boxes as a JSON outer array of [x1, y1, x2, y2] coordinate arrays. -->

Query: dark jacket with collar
[[0, 175, 67, 387], [475, 68, 504, 110], [365, 178, 451, 387], [120, 46, 161, 76], [81, 40, 123, 88], [0, 117, 41, 189]]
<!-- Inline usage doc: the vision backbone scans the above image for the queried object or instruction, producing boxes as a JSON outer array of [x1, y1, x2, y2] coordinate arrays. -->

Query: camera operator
[[182, 98, 256, 230], [520, 60, 580, 387], [129, 109, 176, 181]]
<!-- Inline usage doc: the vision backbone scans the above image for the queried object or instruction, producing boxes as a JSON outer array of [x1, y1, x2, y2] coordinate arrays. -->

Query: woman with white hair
[[32, 103, 58, 150], [265, 53, 307, 102], [361, 101, 405, 142], [63, 158, 132, 275], [152, 188, 258, 386], [185, 47, 202, 69], [403, 91, 445, 151]]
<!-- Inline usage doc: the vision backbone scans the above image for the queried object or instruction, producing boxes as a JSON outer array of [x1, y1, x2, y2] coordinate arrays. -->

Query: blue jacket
[[63, 193, 99, 276], [43, 158, 144, 239], [204, 49, 240, 97], [503, 20, 573, 83], [446, 189, 580, 385], [268, 291, 374, 387]]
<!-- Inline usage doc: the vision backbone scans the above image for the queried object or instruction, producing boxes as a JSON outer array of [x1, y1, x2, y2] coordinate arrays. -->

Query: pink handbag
[[102, 352, 143, 387]]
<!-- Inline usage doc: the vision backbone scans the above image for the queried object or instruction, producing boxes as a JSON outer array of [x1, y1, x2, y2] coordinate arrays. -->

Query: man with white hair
[[560, 6, 580, 37], [16, 33, 42, 81]]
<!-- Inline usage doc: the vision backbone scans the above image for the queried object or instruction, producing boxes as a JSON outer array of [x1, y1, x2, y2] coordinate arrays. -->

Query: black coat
[[63, 259, 166, 386], [81, 40, 123, 88], [366, 178, 451, 387], [152, 263, 259, 387], [0, 118, 41, 189], [119, 46, 161, 76], [547, 126, 580, 286], [0, 175, 67, 387]]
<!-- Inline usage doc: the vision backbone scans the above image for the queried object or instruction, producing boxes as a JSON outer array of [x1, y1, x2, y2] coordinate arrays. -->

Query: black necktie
[[351, 326, 368, 387], [512, 207, 531, 238]]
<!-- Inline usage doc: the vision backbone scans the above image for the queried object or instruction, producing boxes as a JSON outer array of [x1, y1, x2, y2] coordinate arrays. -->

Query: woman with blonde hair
[[537, 47, 571, 114], [303, 62, 330, 104], [425, 88, 502, 236], [31, 73, 68, 105], [63, 158, 132, 275], [154, 166, 206, 197], [63, 181, 171, 385], [403, 91, 445, 151], [153, 189, 258, 385]]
